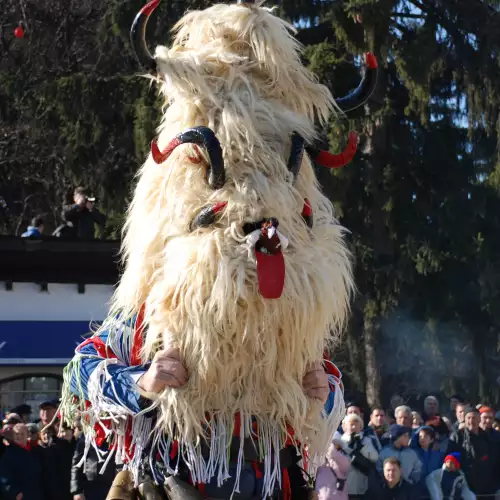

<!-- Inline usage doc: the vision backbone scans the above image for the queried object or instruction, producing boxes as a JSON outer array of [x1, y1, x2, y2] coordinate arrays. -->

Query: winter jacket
[[62, 204, 106, 240], [364, 424, 389, 452], [0, 442, 44, 500], [377, 445, 422, 485], [449, 428, 496, 494], [340, 432, 378, 495], [70, 436, 116, 500], [410, 426, 444, 493], [21, 226, 42, 238], [425, 465, 476, 500], [315, 443, 351, 500]]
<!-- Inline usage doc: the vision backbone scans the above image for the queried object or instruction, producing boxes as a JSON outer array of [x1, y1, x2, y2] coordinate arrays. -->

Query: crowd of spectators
[[317, 394, 500, 499], [0, 400, 114, 500], [3, 394, 500, 499]]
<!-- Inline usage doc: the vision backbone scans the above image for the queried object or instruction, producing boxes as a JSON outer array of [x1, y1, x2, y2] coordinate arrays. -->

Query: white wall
[[0, 282, 114, 321]]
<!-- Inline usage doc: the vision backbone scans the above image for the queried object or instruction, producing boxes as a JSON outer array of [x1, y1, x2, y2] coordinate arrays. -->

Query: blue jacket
[[21, 226, 42, 238], [411, 426, 444, 492]]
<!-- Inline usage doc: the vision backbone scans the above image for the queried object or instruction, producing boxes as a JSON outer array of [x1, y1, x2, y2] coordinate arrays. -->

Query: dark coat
[[62, 204, 106, 240], [0, 443, 44, 500], [367, 473, 414, 500], [70, 436, 115, 500], [449, 428, 496, 494]]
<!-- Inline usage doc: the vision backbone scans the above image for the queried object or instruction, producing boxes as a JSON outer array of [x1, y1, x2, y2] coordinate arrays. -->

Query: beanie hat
[[390, 424, 412, 442], [463, 406, 479, 417], [444, 452, 460, 469], [479, 406, 495, 415]]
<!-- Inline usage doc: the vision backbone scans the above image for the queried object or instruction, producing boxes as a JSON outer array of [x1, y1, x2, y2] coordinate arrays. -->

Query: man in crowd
[[62, 186, 106, 240], [479, 406, 500, 442], [365, 407, 389, 451], [446, 394, 464, 424], [377, 424, 422, 485], [370, 458, 413, 499], [453, 402, 468, 432], [37, 399, 59, 428], [449, 406, 496, 496], [10, 404, 32, 424], [423, 395, 439, 421], [394, 406, 413, 429]]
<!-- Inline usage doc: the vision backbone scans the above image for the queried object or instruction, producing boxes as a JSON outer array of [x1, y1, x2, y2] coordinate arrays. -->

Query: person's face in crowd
[[40, 406, 57, 426], [465, 412, 479, 433], [384, 462, 401, 486], [40, 427, 56, 445], [418, 430, 433, 450], [74, 193, 86, 205], [445, 459, 457, 472], [28, 429, 38, 442], [456, 404, 466, 423], [390, 394, 404, 410], [450, 398, 460, 412], [395, 410, 412, 428], [2, 424, 15, 441], [480, 411, 494, 430], [371, 409, 385, 427], [412, 412, 423, 428], [38, 224, 45, 235], [347, 406, 361, 417], [395, 432, 410, 448], [13, 424, 28, 447], [59, 427, 74, 442], [425, 398, 438, 416], [344, 418, 362, 435]]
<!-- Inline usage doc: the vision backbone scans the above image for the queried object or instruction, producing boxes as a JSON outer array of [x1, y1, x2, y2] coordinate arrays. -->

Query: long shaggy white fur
[[110, 0, 352, 487]]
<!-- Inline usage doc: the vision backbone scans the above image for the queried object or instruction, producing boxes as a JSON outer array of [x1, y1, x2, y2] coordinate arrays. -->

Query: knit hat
[[444, 452, 461, 469], [479, 406, 495, 415], [464, 406, 479, 417], [390, 424, 412, 442]]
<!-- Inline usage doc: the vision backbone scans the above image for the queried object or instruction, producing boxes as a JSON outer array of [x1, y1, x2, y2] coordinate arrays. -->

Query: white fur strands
[[110, 0, 353, 491]]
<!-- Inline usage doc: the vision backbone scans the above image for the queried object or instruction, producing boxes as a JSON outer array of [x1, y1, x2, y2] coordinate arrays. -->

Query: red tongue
[[255, 250, 285, 299]]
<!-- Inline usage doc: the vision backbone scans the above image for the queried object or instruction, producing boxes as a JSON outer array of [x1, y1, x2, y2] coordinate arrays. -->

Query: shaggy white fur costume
[[62, 1, 358, 496]]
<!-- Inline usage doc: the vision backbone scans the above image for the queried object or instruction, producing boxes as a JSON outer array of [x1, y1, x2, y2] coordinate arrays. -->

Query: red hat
[[479, 406, 495, 415], [444, 453, 461, 470]]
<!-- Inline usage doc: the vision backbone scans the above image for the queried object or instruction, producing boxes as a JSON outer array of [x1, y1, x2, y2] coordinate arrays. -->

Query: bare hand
[[73, 494, 85, 500], [303, 361, 329, 404], [16, 494, 23, 500], [137, 347, 188, 395]]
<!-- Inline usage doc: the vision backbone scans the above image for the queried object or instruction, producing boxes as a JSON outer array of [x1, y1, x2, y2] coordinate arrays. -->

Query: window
[[0, 374, 62, 420]]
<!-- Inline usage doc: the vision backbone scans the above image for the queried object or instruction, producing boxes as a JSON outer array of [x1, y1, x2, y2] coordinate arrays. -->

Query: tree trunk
[[364, 308, 382, 407]]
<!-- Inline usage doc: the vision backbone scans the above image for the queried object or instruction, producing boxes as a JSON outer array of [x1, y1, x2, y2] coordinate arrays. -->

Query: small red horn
[[308, 131, 358, 169]]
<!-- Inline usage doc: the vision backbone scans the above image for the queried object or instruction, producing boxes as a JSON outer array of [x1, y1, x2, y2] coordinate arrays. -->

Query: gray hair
[[342, 413, 363, 427], [395, 405, 412, 417], [424, 396, 439, 409]]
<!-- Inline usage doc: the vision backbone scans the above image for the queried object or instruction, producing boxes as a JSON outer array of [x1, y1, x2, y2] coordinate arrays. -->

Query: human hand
[[302, 361, 329, 404], [137, 347, 188, 395], [73, 494, 85, 500], [16, 494, 23, 500]]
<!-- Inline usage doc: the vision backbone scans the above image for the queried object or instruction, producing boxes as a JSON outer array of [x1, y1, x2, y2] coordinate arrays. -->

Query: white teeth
[[277, 231, 289, 249]]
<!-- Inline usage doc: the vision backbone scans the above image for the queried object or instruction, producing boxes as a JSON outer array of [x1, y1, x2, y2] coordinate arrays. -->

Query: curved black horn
[[152, 126, 226, 190], [287, 133, 306, 181], [190, 202, 228, 231], [130, 0, 160, 73], [335, 53, 378, 113]]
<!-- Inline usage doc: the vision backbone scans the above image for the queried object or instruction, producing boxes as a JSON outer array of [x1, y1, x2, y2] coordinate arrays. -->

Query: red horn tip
[[365, 52, 378, 69], [142, 0, 161, 16], [151, 139, 163, 164]]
